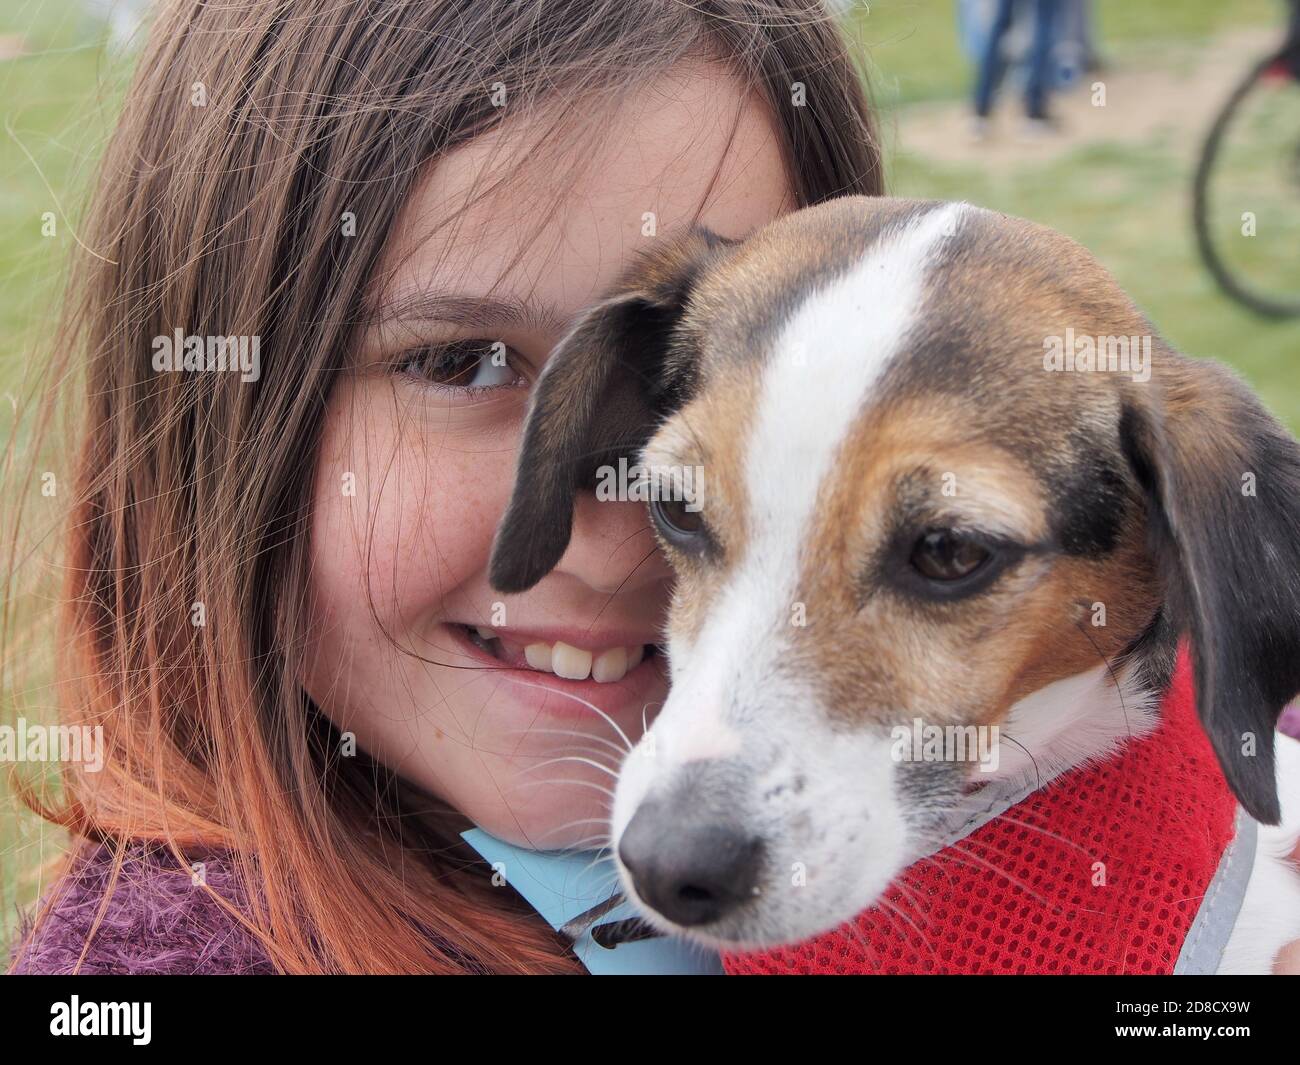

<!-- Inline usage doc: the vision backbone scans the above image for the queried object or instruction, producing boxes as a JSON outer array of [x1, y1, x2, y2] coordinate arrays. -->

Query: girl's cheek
[[310, 379, 517, 632]]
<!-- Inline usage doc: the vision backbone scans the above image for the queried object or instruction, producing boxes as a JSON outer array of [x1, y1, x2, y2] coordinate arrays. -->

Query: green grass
[[853, 0, 1290, 107], [0, 0, 133, 966], [0, 2, 127, 360], [2, 0, 1299, 963], [885, 107, 1300, 433]]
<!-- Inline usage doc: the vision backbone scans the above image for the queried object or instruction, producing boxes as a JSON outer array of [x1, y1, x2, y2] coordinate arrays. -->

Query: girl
[[6, 0, 881, 974]]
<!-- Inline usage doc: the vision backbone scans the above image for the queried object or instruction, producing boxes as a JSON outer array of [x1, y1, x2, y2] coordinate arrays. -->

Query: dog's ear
[[489, 227, 733, 594], [1122, 355, 1300, 824]]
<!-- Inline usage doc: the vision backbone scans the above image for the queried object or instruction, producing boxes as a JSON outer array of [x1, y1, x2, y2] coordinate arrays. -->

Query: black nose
[[617, 800, 763, 927]]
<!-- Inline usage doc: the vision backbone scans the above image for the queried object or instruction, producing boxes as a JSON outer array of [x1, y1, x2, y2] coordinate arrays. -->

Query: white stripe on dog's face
[[612, 204, 970, 946], [740, 202, 967, 662]]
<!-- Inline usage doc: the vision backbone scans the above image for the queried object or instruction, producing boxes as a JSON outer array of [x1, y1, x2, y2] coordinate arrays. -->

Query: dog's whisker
[[521, 754, 620, 779], [547, 835, 615, 854], [510, 778, 616, 799], [1073, 616, 1135, 740], [506, 726, 630, 755], [503, 678, 635, 753], [910, 851, 968, 895], [995, 732, 1044, 791], [515, 747, 619, 776], [991, 810, 1097, 858], [942, 841, 1058, 910], [886, 876, 932, 921], [535, 816, 613, 841], [577, 854, 622, 885], [831, 908, 886, 971], [876, 895, 939, 960], [948, 841, 1112, 920]]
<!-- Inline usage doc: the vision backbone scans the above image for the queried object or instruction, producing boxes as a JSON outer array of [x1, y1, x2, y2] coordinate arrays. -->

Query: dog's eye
[[909, 530, 992, 582], [649, 496, 706, 546]]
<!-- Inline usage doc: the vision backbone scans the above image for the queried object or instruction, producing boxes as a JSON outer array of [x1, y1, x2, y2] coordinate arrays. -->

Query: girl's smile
[[440, 620, 666, 719]]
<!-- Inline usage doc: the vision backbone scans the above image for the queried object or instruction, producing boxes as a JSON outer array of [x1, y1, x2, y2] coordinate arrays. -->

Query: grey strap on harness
[[1172, 804, 1259, 975]]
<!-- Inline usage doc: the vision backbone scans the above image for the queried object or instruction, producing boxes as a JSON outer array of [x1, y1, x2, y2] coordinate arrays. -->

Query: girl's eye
[[395, 339, 523, 393]]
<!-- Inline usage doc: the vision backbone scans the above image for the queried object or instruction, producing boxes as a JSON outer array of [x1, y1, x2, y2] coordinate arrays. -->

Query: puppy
[[490, 197, 1300, 973]]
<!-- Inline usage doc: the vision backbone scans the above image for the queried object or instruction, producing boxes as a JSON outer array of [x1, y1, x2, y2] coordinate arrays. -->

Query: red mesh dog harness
[[723, 651, 1243, 975]]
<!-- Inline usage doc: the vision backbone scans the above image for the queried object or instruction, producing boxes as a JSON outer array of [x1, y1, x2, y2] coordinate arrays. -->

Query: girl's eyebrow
[[362, 291, 567, 333]]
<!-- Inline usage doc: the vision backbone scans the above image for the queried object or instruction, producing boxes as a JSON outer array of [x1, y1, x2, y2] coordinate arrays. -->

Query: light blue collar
[[461, 828, 724, 974]]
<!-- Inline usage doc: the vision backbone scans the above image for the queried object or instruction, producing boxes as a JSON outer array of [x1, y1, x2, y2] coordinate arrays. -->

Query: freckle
[[434, 728, 444, 741]]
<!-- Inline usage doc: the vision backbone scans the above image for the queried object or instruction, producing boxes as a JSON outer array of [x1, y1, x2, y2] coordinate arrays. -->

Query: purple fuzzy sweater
[[11, 842, 276, 975]]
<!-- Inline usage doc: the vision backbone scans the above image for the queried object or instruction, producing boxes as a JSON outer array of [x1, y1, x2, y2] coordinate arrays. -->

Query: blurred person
[[972, 0, 1064, 136]]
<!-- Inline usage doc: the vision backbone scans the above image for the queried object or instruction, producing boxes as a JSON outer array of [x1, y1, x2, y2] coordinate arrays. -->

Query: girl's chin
[[439, 621, 669, 726], [471, 791, 618, 852]]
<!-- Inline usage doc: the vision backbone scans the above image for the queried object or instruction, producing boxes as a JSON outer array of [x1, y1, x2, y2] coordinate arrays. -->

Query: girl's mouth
[[445, 622, 665, 709], [456, 623, 659, 684]]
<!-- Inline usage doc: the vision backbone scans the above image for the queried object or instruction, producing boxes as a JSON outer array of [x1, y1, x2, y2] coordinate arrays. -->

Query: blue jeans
[[973, 0, 1062, 119]]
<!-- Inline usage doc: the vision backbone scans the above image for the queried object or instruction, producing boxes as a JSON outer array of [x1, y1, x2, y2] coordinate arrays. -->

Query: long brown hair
[[4, 0, 882, 974]]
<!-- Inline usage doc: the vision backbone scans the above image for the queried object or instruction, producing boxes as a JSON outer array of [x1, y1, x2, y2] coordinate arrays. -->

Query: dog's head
[[490, 197, 1300, 948]]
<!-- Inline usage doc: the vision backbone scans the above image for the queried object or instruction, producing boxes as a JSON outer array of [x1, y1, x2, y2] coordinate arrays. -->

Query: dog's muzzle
[[618, 796, 763, 927], [616, 757, 766, 928]]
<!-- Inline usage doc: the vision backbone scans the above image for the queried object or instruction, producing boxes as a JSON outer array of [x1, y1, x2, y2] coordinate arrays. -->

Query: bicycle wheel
[[1193, 50, 1300, 319]]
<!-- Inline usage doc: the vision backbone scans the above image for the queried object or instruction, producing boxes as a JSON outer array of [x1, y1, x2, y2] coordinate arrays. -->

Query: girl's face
[[303, 63, 792, 849]]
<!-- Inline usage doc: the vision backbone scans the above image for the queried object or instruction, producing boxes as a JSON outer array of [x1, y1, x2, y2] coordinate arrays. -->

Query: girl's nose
[[548, 491, 673, 596]]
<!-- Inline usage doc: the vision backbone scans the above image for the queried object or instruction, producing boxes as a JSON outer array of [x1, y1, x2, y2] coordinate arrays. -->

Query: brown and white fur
[[490, 197, 1300, 973]]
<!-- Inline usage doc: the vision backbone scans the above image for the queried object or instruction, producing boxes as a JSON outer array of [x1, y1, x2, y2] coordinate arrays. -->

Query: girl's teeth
[[519, 640, 648, 683], [591, 646, 627, 683], [523, 642, 552, 671], [551, 641, 593, 681]]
